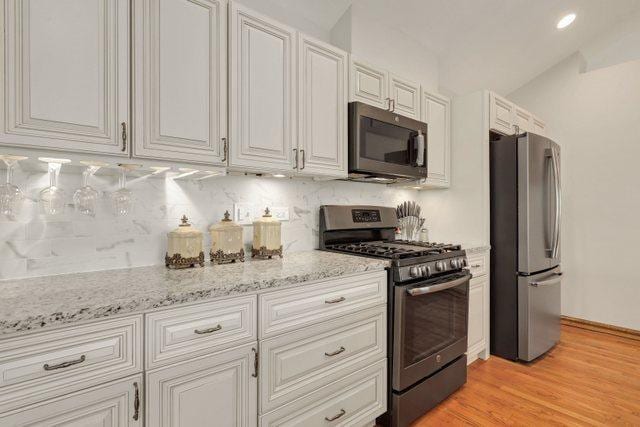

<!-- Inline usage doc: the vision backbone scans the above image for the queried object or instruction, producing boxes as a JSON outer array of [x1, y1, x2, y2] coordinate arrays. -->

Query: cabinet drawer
[[260, 305, 386, 412], [0, 316, 142, 413], [259, 271, 386, 338], [260, 359, 386, 426], [467, 251, 489, 278], [146, 295, 256, 369]]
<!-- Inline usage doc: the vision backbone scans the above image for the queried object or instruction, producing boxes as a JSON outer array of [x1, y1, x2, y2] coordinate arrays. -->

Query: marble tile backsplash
[[0, 168, 415, 280]]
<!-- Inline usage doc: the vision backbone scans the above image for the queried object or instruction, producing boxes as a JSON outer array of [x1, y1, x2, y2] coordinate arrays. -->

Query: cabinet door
[[229, 3, 296, 173], [467, 276, 488, 355], [0, 375, 142, 426], [1, 0, 129, 155], [146, 343, 257, 427], [297, 34, 348, 177], [350, 59, 389, 110], [489, 92, 515, 135], [389, 74, 420, 119], [513, 106, 532, 134], [132, 0, 227, 164], [421, 91, 450, 187], [532, 115, 546, 136]]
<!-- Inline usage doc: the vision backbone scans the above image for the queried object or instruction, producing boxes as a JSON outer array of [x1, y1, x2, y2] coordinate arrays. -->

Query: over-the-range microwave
[[348, 101, 428, 183]]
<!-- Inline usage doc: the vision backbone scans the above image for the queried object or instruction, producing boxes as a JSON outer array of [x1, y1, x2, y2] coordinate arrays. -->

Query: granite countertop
[[0, 251, 389, 337], [463, 244, 491, 254]]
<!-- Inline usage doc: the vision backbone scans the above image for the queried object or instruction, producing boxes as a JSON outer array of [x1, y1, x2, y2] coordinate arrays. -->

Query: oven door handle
[[406, 274, 470, 296]]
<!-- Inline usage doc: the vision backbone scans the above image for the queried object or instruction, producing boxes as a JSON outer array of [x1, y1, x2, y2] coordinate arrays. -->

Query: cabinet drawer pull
[[221, 137, 228, 163], [471, 264, 482, 268], [324, 346, 345, 357], [300, 149, 306, 170], [43, 354, 86, 371], [194, 324, 222, 335], [252, 347, 258, 378], [133, 381, 140, 421], [293, 148, 298, 169], [325, 409, 346, 421], [325, 296, 345, 304]]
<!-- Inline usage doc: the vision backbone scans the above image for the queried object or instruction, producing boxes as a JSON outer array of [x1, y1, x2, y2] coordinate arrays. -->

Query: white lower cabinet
[[146, 342, 258, 427], [466, 249, 490, 364], [259, 359, 386, 427], [0, 374, 143, 427]]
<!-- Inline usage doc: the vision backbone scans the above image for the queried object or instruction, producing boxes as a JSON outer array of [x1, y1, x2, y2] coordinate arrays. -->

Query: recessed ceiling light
[[272, 174, 286, 178], [557, 13, 576, 29]]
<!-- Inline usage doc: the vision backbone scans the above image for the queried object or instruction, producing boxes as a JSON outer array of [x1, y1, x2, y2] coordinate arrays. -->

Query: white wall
[[330, 2, 440, 92], [509, 54, 640, 330]]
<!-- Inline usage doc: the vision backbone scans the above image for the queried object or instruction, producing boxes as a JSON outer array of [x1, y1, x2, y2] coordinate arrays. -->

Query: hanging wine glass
[[73, 161, 107, 216], [110, 164, 140, 216], [0, 155, 27, 216], [39, 157, 70, 215]]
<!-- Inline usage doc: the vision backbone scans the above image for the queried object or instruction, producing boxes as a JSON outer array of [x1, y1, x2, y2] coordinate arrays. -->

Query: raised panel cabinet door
[[297, 34, 348, 177], [0, 375, 143, 427], [489, 92, 515, 135], [146, 343, 258, 427], [1, 0, 129, 155], [532, 115, 546, 136], [389, 74, 420, 119], [350, 58, 389, 110], [514, 106, 532, 134], [421, 91, 450, 186], [229, 3, 296, 172], [132, 0, 227, 164]]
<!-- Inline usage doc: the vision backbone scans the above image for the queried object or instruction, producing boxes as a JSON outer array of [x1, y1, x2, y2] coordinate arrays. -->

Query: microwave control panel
[[352, 209, 381, 223]]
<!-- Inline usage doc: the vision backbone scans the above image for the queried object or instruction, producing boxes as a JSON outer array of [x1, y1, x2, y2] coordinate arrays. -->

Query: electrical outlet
[[234, 203, 255, 225], [270, 206, 289, 221]]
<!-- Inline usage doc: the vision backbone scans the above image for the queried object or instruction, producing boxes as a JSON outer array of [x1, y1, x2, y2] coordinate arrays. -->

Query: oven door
[[392, 271, 470, 391], [349, 102, 428, 179]]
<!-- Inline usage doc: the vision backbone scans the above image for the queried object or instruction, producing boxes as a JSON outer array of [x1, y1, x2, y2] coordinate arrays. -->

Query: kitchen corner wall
[[0, 169, 415, 280]]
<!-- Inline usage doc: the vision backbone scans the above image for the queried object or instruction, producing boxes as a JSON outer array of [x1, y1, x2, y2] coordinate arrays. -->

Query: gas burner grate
[[327, 241, 462, 259]]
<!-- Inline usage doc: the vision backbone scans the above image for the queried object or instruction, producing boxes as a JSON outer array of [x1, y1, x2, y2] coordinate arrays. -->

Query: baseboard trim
[[561, 316, 640, 341]]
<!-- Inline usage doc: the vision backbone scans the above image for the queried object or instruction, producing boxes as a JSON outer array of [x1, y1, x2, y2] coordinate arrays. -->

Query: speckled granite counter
[[0, 251, 389, 337], [463, 245, 491, 254]]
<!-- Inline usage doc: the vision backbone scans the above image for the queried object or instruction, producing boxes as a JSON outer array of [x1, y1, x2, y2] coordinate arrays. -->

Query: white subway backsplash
[[0, 170, 416, 280]]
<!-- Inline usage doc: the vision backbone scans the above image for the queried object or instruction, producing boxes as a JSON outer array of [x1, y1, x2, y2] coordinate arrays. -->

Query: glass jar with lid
[[209, 210, 245, 264], [252, 207, 282, 259], [165, 215, 205, 268]]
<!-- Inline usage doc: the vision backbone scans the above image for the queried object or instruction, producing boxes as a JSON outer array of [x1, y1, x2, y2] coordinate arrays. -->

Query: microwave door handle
[[406, 274, 469, 296], [414, 133, 425, 167]]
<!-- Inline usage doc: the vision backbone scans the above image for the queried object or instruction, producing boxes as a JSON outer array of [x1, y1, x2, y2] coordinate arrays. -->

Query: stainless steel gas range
[[319, 205, 470, 427]]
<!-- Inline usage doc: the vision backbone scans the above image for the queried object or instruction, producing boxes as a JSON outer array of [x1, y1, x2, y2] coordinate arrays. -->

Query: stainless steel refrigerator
[[490, 132, 562, 361]]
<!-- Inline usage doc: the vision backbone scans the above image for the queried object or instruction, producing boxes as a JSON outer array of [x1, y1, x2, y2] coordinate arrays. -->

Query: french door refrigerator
[[490, 132, 562, 361]]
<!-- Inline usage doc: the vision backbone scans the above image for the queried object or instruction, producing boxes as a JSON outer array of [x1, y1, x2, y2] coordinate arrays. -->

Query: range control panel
[[352, 209, 381, 223], [396, 256, 469, 282]]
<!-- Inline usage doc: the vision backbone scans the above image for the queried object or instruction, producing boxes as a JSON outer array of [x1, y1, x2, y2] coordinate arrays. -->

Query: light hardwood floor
[[413, 325, 640, 426]]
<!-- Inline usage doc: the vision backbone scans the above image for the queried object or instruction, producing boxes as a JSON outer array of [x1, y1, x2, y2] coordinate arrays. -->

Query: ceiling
[[283, 0, 640, 95]]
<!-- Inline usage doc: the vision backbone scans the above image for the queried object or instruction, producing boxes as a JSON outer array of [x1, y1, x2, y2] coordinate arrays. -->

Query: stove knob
[[461, 258, 468, 267], [423, 265, 432, 277], [451, 259, 460, 269], [409, 266, 419, 278], [436, 261, 446, 272]]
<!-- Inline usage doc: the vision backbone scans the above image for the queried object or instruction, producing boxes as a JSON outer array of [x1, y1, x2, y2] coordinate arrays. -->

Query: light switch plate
[[270, 206, 290, 221], [234, 203, 255, 225]]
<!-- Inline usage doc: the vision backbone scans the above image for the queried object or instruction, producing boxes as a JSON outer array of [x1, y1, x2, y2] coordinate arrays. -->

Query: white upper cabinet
[[532, 115, 546, 136], [229, 3, 296, 173], [0, 0, 130, 155], [389, 74, 421, 119], [489, 92, 515, 135], [420, 91, 450, 187], [297, 34, 348, 177], [132, 0, 227, 164], [350, 59, 389, 110], [489, 91, 546, 137], [513, 106, 532, 134]]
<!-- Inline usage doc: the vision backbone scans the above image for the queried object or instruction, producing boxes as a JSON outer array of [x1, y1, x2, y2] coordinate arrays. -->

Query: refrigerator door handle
[[551, 148, 561, 259], [530, 272, 563, 287]]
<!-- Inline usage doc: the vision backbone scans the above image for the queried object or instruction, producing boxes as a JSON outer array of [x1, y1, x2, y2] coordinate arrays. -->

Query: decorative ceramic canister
[[252, 207, 283, 259], [209, 210, 245, 264], [165, 215, 205, 269]]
